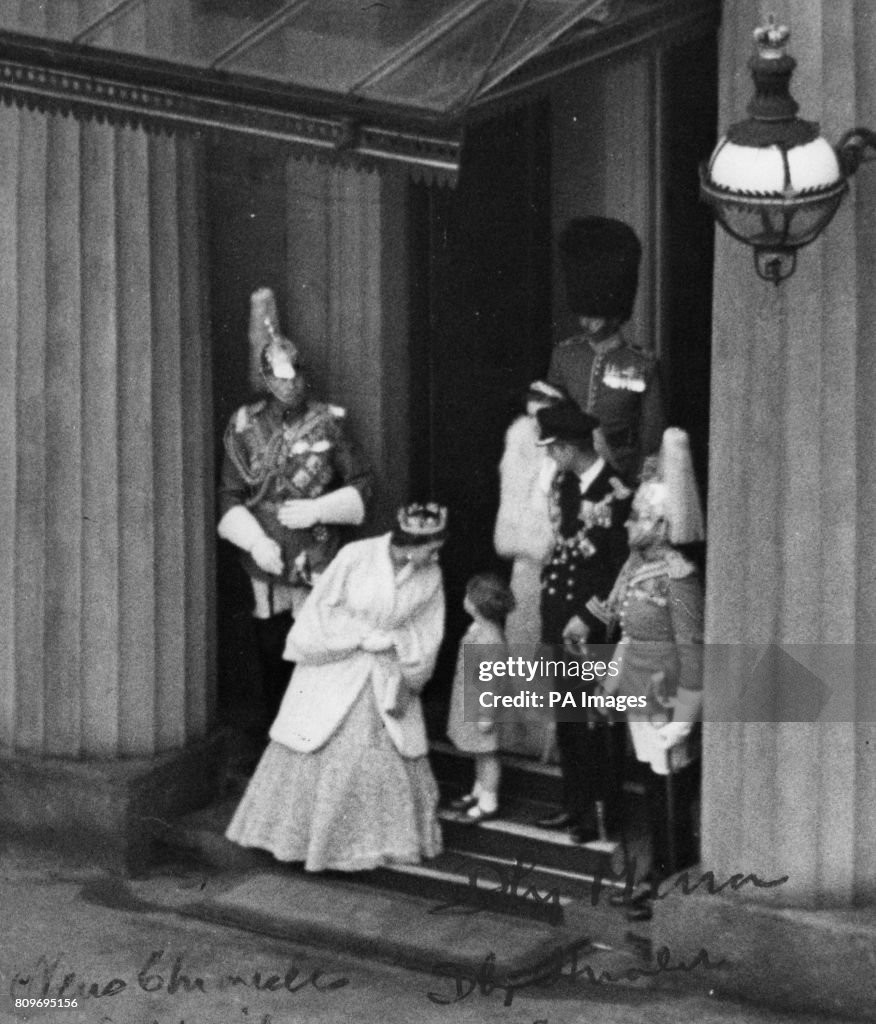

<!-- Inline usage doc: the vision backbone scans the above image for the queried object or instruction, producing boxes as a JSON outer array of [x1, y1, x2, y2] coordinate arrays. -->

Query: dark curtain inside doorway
[[661, 31, 718, 520], [208, 143, 290, 732], [408, 102, 553, 734]]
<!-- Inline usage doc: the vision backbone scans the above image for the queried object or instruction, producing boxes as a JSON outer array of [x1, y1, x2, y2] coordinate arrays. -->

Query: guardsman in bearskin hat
[[533, 400, 632, 844], [594, 427, 705, 919], [218, 288, 371, 726], [548, 217, 665, 484]]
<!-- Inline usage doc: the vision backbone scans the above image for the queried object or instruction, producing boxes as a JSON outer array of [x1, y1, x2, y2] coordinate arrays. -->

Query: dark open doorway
[[205, 32, 717, 734], [661, 30, 719, 514], [408, 102, 554, 729], [207, 141, 290, 731]]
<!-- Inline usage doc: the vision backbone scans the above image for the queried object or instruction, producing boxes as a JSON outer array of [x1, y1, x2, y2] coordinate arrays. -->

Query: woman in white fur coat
[[226, 504, 447, 872], [493, 381, 565, 758]]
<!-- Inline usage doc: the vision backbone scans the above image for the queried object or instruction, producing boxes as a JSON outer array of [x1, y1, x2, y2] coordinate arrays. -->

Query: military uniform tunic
[[595, 545, 704, 875], [548, 335, 664, 483], [219, 398, 371, 590], [594, 547, 704, 774], [540, 460, 632, 647]]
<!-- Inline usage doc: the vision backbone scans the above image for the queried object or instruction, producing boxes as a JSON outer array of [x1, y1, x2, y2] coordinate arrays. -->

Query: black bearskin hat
[[559, 217, 642, 322]]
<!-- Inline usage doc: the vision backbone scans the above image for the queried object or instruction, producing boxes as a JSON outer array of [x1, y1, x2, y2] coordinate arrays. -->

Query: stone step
[[430, 740, 651, 811], [164, 866, 651, 988], [153, 792, 633, 930], [438, 806, 621, 877], [142, 774, 656, 992]]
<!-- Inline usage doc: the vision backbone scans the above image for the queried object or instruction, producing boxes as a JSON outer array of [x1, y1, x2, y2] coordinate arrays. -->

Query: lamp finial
[[753, 15, 790, 60]]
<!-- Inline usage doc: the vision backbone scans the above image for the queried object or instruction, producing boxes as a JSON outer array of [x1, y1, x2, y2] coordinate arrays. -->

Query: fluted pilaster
[[702, 0, 876, 907], [0, 106, 214, 759]]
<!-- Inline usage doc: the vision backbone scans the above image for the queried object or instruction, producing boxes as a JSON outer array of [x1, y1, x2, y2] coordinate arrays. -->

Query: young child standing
[[447, 573, 515, 823]]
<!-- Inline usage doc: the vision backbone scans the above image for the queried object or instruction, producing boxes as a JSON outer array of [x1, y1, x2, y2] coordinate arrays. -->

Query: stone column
[[0, 39, 219, 863], [654, 3, 876, 1016], [285, 160, 411, 531]]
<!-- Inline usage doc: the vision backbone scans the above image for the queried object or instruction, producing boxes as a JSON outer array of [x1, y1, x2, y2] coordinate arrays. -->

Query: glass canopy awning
[[0, 0, 718, 183]]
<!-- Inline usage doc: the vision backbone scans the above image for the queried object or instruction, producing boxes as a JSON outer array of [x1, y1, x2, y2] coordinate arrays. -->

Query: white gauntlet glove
[[656, 720, 692, 750], [562, 615, 590, 650], [250, 536, 284, 577], [656, 686, 703, 750], [278, 486, 365, 529], [218, 506, 283, 576]]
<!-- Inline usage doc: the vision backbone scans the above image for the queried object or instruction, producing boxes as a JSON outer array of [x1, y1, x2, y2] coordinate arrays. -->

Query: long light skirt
[[225, 686, 442, 872]]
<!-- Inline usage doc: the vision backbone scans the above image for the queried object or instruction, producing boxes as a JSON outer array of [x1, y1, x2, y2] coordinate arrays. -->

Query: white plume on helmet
[[633, 428, 704, 545], [248, 287, 300, 394]]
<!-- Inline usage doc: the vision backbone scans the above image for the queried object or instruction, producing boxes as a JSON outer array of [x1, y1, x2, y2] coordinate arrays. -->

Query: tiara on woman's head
[[396, 502, 448, 538]]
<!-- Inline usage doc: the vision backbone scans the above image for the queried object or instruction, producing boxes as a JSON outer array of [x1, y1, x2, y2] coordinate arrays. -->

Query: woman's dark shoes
[[449, 794, 478, 812], [536, 809, 573, 829]]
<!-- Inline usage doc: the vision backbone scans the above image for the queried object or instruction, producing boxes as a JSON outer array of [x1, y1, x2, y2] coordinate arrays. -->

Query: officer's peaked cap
[[535, 400, 600, 446]]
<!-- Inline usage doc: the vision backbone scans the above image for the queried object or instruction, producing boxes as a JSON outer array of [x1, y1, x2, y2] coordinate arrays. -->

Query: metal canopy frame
[[0, 0, 719, 184]]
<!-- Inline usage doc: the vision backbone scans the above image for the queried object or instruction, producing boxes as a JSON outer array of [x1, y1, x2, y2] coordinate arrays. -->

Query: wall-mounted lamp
[[700, 16, 876, 285]]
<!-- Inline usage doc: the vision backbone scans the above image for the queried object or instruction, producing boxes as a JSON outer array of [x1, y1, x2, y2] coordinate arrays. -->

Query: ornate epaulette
[[233, 399, 267, 433], [628, 560, 672, 588], [664, 549, 698, 580]]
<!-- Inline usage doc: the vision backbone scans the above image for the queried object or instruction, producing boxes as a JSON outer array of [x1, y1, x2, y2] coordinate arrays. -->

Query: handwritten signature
[[6, 950, 349, 1001], [427, 941, 727, 1007], [428, 855, 561, 921], [589, 858, 789, 906], [428, 854, 788, 920]]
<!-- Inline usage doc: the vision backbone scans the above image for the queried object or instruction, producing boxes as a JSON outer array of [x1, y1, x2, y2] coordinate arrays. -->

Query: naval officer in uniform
[[534, 400, 632, 843]]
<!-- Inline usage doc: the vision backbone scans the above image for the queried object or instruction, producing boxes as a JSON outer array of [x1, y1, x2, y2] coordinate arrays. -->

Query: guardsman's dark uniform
[[548, 216, 665, 484], [219, 398, 370, 589], [548, 335, 664, 484]]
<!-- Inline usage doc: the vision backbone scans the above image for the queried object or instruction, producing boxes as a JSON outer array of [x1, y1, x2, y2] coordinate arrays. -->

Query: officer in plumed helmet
[[548, 217, 665, 485], [594, 427, 705, 919], [218, 288, 372, 728]]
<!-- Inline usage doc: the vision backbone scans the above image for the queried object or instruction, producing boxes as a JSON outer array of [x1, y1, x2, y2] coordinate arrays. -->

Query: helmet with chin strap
[[248, 287, 303, 403]]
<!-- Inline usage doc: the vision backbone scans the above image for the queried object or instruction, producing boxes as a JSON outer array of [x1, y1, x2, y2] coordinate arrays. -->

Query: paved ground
[[0, 841, 860, 1024]]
